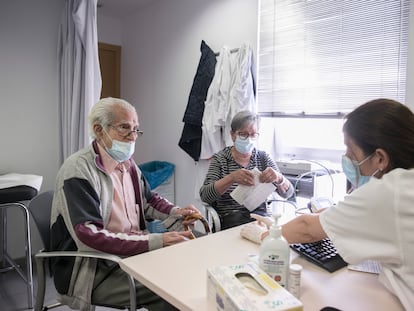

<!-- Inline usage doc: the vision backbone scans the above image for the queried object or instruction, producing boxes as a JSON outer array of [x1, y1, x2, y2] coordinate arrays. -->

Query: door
[[98, 42, 121, 98]]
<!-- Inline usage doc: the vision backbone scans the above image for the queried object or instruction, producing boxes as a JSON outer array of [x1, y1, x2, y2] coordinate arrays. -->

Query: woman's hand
[[260, 168, 289, 192], [259, 167, 281, 183], [231, 168, 255, 186]]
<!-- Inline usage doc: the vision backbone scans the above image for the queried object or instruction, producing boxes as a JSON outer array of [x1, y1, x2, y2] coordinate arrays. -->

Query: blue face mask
[[234, 136, 255, 154], [341, 154, 376, 188], [107, 140, 135, 162], [104, 130, 135, 162]]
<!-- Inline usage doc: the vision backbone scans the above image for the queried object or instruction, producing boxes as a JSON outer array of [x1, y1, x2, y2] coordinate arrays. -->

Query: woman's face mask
[[234, 136, 255, 154], [341, 153, 378, 188]]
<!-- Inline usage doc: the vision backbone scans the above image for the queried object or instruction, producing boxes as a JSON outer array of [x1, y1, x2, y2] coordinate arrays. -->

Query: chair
[[204, 204, 221, 232], [29, 191, 137, 311], [0, 183, 40, 309], [203, 198, 298, 233]]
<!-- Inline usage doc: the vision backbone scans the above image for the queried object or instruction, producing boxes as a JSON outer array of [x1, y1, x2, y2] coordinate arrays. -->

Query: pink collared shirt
[[97, 143, 141, 233]]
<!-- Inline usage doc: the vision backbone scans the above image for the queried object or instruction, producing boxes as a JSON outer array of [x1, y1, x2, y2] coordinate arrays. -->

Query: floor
[[0, 259, 136, 311], [0, 265, 61, 311]]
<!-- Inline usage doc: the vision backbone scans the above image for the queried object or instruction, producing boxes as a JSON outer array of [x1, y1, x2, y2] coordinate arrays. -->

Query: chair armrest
[[35, 250, 123, 262], [203, 203, 221, 232]]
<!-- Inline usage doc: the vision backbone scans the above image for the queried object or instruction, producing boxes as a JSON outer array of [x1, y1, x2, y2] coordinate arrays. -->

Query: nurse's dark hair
[[231, 110, 260, 132], [343, 98, 414, 169]]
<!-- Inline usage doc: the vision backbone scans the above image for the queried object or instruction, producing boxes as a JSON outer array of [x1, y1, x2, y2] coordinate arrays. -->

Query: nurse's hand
[[250, 213, 273, 228]]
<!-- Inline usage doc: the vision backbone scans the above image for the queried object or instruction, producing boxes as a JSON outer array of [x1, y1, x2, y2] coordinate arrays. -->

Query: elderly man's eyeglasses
[[236, 131, 259, 140], [110, 124, 143, 137]]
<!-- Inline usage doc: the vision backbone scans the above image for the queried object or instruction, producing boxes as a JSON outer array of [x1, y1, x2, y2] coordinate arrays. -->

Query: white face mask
[[104, 130, 135, 162], [234, 136, 255, 154], [107, 139, 135, 162]]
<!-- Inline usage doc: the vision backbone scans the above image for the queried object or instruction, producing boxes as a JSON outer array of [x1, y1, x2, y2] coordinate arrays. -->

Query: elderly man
[[51, 97, 198, 310]]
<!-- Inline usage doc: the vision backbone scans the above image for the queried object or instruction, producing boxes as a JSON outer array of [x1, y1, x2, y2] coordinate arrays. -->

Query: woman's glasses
[[236, 131, 259, 140]]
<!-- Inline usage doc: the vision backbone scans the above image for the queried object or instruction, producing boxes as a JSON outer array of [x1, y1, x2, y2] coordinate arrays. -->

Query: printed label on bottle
[[259, 253, 289, 287]]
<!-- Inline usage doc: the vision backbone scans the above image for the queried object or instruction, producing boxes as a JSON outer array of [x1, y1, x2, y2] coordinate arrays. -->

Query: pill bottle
[[288, 263, 302, 298]]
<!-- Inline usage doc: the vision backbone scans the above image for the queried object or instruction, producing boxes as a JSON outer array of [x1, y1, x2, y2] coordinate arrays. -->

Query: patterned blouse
[[199, 146, 294, 218]]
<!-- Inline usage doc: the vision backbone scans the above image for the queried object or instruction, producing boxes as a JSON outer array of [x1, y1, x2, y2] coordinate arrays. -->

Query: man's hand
[[162, 231, 193, 246], [173, 204, 199, 217], [173, 205, 200, 227]]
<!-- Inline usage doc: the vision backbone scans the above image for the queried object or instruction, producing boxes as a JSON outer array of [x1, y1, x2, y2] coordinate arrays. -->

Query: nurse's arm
[[281, 213, 328, 244]]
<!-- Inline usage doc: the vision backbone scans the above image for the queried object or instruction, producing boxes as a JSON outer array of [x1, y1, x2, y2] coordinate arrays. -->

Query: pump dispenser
[[258, 213, 290, 288]]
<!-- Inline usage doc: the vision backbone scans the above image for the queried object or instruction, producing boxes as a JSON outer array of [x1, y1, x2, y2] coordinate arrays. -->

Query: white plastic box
[[207, 262, 303, 311]]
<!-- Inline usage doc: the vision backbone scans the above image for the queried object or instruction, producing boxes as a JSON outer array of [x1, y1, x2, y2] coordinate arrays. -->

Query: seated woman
[[199, 110, 294, 230]]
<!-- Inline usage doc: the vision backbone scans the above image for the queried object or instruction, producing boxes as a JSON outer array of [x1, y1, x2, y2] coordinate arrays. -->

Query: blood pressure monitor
[[309, 197, 335, 213]]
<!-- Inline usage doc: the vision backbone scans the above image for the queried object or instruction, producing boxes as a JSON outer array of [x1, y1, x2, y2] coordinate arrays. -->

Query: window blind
[[258, 0, 410, 116]]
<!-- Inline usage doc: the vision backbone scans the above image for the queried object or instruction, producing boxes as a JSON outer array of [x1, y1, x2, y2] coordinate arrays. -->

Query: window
[[257, 0, 410, 162], [257, 117, 346, 163]]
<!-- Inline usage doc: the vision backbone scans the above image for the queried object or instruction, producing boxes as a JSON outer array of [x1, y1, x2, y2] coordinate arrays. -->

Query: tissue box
[[207, 262, 303, 311]]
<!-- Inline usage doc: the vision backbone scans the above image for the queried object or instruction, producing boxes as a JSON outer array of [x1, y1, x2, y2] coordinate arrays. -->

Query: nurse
[[271, 98, 414, 310]]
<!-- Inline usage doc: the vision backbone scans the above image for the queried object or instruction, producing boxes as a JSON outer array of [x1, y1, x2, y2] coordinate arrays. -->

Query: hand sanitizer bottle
[[258, 213, 290, 288]]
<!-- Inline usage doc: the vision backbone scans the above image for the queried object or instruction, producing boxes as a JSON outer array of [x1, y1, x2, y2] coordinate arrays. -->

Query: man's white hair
[[88, 97, 136, 139]]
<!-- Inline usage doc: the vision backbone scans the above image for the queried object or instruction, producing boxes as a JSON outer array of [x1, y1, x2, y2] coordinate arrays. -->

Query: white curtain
[[58, 0, 102, 163]]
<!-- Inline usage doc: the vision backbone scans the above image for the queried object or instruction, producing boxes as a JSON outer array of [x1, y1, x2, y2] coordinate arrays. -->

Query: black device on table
[[290, 238, 348, 273]]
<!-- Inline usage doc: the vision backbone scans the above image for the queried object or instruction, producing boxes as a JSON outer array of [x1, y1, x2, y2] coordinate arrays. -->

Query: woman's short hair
[[343, 98, 414, 169], [231, 110, 260, 132], [88, 97, 136, 139]]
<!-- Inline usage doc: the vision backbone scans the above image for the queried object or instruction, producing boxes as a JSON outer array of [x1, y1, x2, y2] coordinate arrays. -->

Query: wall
[[2, 0, 414, 258], [0, 0, 63, 191], [97, 13, 123, 46], [117, 0, 258, 209], [1, 0, 257, 258], [100, 0, 414, 215], [0, 0, 64, 257]]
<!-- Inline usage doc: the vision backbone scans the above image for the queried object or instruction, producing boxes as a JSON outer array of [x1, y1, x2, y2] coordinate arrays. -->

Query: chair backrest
[[29, 190, 54, 251]]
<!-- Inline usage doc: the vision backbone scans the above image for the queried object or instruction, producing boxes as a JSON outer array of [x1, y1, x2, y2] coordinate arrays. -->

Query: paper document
[[230, 168, 276, 211], [347, 260, 381, 274]]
